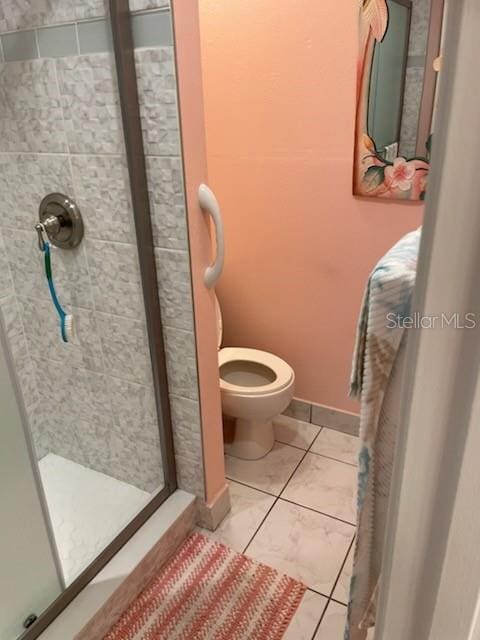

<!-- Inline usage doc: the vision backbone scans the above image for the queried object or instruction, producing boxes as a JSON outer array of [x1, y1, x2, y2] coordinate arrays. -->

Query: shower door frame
[[18, 2, 178, 638]]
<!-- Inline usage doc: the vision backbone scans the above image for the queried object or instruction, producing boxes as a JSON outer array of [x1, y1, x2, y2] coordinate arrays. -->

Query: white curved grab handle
[[198, 184, 225, 288]]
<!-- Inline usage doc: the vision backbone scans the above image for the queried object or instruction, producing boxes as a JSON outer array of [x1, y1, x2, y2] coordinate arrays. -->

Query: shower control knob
[[23, 614, 38, 629], [38, 192, 84, 250]]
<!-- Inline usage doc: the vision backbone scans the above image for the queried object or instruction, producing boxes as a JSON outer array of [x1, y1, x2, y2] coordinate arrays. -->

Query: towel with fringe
[[346, 228, 422, 639]]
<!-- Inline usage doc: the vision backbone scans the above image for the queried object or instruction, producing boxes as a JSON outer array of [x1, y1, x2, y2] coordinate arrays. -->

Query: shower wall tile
[[31, 358, 112, 426], [0, 0, 105, 33], [400, 0, 431, 158], [399, 66, 426, 159], [154, 248, 194, 332], [5, 229, 94, 309], [4, 232, 48, 301], [135, 48, 181, 156], [0, 294, 22, 335], [0, 232, 14, 298], [108, 428, 164, 492], [0, 295, 29, 365], [70, 154, 136, 243], [0, 153, 74, 231], [77, 18, 113, 55], [408, 0, 432, 57], [39, 412, 110, 475], [0, 59, 67, 153], [0, 295, 40, 426], [129, 0, 170, 12], [73, 368, 116, 426], [146, 156, 188, 250], [169, 394, 204, 497], [108, 376, 157, 438], [1, 29, 38, 62], [14, 360, 39, 420], [107, 376, 165, 490], [18, 362, 39, 411], [19, 296, 104, 372], [37, 24, 78, 59], [28, 407, 50, 459], [86, 239, 144, 320], [56, 53, 124, 155], [132, 11, 173, 48], [97, 313, 152, 385], [163, 326, 199, 401]]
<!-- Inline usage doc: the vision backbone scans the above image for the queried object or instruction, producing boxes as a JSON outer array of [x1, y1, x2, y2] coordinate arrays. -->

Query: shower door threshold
[[37, 491, 195, 640]]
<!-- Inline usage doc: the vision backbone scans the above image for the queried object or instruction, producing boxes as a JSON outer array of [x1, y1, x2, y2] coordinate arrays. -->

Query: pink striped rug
[[104, 532, 306, 640]]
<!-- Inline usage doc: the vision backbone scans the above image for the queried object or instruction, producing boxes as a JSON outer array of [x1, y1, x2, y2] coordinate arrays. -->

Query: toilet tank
[[214, 293, 223, 350]]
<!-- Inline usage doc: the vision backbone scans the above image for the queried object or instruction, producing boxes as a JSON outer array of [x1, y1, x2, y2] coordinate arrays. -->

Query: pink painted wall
[[198, 0, 423, 412], [172, 0, 226, 504]]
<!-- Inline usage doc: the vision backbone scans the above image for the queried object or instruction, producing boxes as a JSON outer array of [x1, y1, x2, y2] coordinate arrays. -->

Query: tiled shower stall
[[0, 0, 205, 507]]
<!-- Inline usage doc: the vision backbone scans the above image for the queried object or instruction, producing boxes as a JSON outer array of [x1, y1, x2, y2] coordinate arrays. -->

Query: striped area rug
[[104, 532, 306, 640]]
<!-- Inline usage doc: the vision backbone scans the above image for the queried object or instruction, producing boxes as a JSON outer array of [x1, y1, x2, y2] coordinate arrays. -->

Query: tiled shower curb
[[40, 491, 196, 640]]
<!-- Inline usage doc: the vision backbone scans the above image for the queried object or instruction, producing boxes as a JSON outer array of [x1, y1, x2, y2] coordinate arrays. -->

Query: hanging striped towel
[[346, 228, 422, 639]]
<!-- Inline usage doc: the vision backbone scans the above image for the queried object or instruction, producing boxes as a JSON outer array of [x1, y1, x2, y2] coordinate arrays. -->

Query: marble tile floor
[[39, 453, 160, 586], [198, 414, 359, 639]]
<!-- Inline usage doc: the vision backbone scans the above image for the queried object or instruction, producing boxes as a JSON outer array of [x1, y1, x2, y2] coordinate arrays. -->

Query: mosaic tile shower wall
[[399, 0, 432, 159], [0, 0, 205, 497]]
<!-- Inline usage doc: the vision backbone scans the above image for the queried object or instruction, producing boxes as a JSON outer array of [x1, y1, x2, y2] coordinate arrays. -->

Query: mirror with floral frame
[[354, 0, 446, 200]]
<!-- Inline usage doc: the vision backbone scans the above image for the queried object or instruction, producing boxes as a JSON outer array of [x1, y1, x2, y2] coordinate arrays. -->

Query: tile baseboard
[[196, 483, 231, 531], [283, 399, 360, 437], [283, 398, 312, 423]]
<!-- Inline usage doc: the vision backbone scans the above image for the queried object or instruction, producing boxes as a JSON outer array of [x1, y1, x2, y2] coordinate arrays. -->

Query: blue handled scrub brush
[[42, 241, 74, 343]]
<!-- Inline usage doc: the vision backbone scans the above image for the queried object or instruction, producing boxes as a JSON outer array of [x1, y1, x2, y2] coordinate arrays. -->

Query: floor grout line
[[307, 449, 358, 467], [278, 425, 325, 499], [241, 440, 313, 555], [306, 586, 334, 600], [327, 535, 356, 602], [273, 438, 319, 452], [241, 497, 279, 555], [330, 596, 349, 607], [224, 476, 277, 498], [224, 419, 357, 637], [307, 427, 324, 451], [224, 474, 357, 528], [278, 497, 357, 528], [240, 423, 333, 553], [310, 595, 330, 640]]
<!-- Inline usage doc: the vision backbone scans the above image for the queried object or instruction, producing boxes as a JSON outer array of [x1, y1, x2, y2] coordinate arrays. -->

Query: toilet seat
[[214, 294, 295, 459], [219, 347, 294, 397]]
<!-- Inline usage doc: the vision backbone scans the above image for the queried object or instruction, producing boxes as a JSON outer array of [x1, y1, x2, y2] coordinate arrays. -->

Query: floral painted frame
[[353, 0, 430, 200]]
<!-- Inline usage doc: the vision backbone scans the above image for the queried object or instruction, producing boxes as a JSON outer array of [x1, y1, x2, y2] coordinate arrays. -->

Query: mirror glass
[[354, 0, 447, 201]]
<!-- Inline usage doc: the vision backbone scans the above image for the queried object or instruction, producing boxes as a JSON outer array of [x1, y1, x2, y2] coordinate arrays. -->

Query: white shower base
[[39, 454, 153, 585]]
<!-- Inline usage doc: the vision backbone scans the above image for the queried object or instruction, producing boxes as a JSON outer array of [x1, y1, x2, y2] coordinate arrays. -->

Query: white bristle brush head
[[64, 314, 75, 343]]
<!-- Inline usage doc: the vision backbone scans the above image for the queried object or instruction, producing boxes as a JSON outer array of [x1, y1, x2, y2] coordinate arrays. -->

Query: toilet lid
[[214, 293, 223, 350], [219, 347, 294, 396]]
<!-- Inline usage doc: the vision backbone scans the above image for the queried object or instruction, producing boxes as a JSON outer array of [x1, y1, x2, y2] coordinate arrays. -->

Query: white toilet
[[215, 295, 295, 460]]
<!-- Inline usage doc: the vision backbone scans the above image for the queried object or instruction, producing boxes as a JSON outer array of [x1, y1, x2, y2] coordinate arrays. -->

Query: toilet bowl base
[[224, 417, 275, 460]]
